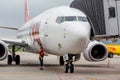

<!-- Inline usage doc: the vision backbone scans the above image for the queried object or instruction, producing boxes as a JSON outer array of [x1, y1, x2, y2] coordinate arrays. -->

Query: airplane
[[0, 0, 108, 73]]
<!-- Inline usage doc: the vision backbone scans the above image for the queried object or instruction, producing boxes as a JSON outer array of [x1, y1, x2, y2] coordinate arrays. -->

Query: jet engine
[[84, 41, 108, 61], [0, 40, 8, 60]]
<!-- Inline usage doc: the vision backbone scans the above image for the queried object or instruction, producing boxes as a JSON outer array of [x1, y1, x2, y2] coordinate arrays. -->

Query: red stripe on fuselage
[[29, 21, 43, 47]]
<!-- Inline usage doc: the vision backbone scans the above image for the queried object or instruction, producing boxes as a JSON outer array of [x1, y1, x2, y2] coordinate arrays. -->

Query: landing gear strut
[[59, 56, 64, 65], [63, 54, 74, 73], [8, 45, 20, 65]]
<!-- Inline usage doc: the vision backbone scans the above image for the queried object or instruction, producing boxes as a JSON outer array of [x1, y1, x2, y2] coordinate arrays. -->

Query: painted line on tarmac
[[46, 67, 63, 80], [55, 69, 62, 80]]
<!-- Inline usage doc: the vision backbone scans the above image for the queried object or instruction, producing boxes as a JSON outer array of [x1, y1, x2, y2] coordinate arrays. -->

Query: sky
[[0, 0, 74, 39]]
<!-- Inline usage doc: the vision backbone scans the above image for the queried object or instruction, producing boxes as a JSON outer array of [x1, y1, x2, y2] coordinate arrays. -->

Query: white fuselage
[[17, 6, 91, 56]]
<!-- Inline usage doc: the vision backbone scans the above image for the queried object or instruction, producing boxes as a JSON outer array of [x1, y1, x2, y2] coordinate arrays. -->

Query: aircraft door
[[44, 19, 48, 37], [44, 14, 51, 37]]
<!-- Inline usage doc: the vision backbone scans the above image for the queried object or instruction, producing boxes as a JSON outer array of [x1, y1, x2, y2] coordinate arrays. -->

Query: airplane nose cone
[[73, 27, 89, 38], [63, 22, 90, 54], [70, 25, 90, 39]]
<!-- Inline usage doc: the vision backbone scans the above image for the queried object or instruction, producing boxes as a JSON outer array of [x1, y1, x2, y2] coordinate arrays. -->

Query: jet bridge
[[70, 0, 120, 37]]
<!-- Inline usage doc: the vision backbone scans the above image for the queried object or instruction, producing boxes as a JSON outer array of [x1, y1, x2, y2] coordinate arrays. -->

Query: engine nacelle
[[0, 40, 8, 60], [84, 41, 108, 62]]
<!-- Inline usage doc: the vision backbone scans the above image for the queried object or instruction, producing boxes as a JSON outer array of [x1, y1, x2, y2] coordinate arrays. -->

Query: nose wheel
[[64, 62, 74, 73], [63, 54, 75, 73], [70, 64, 74, 73], [65, 64, 69, 73]]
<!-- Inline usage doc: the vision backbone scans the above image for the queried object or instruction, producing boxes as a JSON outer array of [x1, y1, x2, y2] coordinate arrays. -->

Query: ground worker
[[39, 48, 44, 70]]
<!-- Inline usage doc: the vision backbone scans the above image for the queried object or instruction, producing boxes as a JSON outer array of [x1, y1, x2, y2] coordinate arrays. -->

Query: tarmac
[[0, 52, 120, 80]]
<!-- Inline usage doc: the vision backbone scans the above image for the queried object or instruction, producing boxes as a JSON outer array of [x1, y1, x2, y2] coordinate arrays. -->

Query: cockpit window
[[78, 16, 88, 22], [65, 16, 77, 21], [56, 16, 88, 24], [56, 17, 64, 24]]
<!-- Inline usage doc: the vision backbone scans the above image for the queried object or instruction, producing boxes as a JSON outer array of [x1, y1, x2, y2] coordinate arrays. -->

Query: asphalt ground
[[0, 52, 120, 80]]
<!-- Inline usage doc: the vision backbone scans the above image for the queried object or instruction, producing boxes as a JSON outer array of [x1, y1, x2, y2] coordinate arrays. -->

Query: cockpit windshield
[[56, 16, 88, 24], [65, 16, 77, 21], [78, 16, 88, 22]]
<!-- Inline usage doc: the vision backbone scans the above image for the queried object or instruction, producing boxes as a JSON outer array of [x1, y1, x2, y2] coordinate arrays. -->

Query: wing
[[1, 39, 28, 47], [0, 25, 28, 47], [0, 26, 18, 30], [0, 26, 28, 46]]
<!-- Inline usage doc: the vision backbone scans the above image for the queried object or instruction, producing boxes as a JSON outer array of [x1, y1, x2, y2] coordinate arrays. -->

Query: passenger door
[[44, 19, 49, 37]]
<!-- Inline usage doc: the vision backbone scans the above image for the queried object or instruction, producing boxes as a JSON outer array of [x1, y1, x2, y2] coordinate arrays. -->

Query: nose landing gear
[[59, 56, 64, 65], [64, 61, 74, 73], [63, 54, 74, 73]]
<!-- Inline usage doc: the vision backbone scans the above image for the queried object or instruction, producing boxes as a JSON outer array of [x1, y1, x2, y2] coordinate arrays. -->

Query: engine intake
[[84, 41, 108, 61], [0, 40, 8, 60]]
